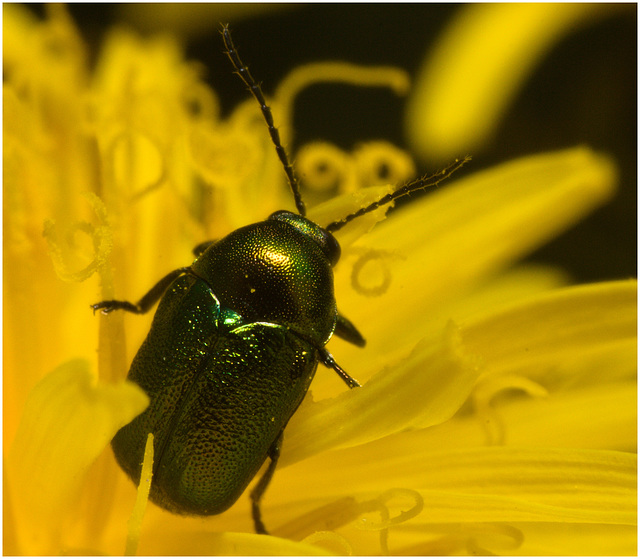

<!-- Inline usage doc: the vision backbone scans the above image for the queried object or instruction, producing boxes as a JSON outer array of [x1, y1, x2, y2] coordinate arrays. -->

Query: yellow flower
[[406, 3, 632, 162], [4, 5, 635, 556]]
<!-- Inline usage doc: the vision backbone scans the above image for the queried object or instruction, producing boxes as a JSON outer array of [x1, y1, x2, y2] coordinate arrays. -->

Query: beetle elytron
[[93, 25, 468, 534]]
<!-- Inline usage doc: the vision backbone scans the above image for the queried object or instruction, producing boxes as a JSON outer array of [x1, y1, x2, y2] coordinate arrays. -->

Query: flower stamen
[[43, 192, 113, 282], [125, 433, 154, 556], [473, 375, 549, 445], [465, 522, 524, 555], [350, 248, 404, 297], [356, 488, 424, 554]]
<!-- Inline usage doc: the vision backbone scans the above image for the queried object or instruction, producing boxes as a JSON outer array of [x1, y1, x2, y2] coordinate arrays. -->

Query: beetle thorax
[[191, 220, 338, 346]]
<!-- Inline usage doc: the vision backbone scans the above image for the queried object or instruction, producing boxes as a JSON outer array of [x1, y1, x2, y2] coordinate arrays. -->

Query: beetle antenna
[[221, 24, 306, 217], [325, 156, 471, 233]]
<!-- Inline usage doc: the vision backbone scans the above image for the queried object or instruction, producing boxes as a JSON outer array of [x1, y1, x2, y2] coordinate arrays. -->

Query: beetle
[[93, 24, 468, 534]]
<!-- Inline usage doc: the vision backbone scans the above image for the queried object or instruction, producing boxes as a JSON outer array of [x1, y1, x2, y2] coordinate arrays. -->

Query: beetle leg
[[319, 349, 361, 389], [91, 267, 191, 315], [334, 313, 366, 347], [250, 431, 284, 535]]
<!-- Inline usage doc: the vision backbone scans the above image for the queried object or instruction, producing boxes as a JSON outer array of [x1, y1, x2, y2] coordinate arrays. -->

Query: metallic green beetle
[[93, 25, 467, 534]]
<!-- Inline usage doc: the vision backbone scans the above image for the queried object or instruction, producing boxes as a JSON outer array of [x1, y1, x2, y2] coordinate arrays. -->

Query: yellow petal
[[406, 3, 622, 161], [282, 322, 481, 465], [271, 281, 634, 551], [419, 447, 635, 525], [280, 447, 635, 524], [295, 380, 635, 476], [512, 522, 636, 556], [461, 279, 637, 383], [5, 360, 148, 555], [331, 146, 617, 371], [485, 380, 637, 451], [445, 264, 570, 323], [141, 530, 335, 555], [2, 4, 38, 70], [266, 442, 635, 553]]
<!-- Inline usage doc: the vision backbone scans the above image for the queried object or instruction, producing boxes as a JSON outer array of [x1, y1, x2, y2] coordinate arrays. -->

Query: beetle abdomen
[[111, 274, 317, 515]]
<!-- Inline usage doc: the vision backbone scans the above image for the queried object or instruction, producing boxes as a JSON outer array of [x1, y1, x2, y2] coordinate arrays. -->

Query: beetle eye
[[268, 211, 341, 267]]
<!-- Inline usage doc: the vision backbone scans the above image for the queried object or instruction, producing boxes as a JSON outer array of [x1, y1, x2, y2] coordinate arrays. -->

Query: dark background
[[23, 4, 637, 283]]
